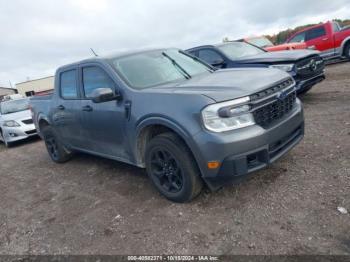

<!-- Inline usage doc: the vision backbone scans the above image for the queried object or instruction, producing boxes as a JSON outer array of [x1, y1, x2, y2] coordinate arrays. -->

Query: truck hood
[[0, 109, 31, 122], [149, 68, 291, 102], [236, 50, 319, 63]]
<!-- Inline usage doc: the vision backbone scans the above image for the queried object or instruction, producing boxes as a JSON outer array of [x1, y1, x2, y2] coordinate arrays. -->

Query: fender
[[136, 115, 193, 140], [134, 115, 201, 167], [36, 113, 50, 133], [340, 36, 350, 55]]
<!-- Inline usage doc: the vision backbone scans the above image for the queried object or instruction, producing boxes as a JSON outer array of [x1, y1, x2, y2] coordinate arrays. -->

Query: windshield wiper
[[178, 50, 216, 72], [162, 52, 191, 79]]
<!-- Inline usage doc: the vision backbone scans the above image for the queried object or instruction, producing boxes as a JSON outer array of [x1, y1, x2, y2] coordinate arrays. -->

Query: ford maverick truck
[[30, 48, 304, 202]]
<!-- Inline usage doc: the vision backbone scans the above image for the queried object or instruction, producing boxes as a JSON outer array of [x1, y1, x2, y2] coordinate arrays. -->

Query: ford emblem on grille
[[277, 90, 288, 100]]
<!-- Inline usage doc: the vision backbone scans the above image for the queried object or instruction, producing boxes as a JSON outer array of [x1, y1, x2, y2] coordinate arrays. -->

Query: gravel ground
[[0, 62, 349, 255]]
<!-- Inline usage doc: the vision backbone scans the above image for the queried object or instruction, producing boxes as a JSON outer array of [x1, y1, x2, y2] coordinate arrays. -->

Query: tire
[[42, 125, 72, 163], [145, 132, 203, 203], [297, 85, 313, 96], [344, 44, 350, 60]]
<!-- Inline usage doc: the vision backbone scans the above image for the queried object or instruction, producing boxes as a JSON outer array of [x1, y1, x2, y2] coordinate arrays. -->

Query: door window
[[198, 49, 223, 64], [60, 70, 78, 99], [82, 66, 115, 98], [305, 26, 326, 41], [332, 22, 340, 32], [289, 32, 306, 43]]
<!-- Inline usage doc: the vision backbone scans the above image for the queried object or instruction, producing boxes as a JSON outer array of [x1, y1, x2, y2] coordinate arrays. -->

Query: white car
[[0, 98, 37, 147]]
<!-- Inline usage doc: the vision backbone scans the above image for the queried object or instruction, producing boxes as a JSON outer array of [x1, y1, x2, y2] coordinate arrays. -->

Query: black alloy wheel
[[149, 148, 184, 193], [145, 132, 203, 202], [45, 136, 60, 161]]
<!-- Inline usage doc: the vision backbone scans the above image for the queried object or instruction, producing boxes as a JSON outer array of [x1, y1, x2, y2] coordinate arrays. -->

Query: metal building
[[16, 76, 54, 97], [0, 87, 17, 100]]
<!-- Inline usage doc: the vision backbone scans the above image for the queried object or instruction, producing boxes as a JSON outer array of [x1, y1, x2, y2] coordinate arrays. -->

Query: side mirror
[[91, 88, 122, 103], [211, 59, 225, 67]]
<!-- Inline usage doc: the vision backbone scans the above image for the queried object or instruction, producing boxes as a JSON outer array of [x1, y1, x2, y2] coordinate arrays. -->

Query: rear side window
[[82, 66, 115, 98], [289, 32, 306, 43], [305, 26, 326, 41], [60, 70, 78, 99], [198, 49, 223, 64]]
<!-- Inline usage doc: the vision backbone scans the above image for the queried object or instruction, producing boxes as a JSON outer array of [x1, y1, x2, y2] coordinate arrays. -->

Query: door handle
[[322, 38, 329, 41], [82, 105, 93, 112], [57, 105, 65, 110]]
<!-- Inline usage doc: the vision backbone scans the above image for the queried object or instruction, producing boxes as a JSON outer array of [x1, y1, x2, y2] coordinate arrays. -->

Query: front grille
[[22, 119, 33, 125], [250, 78, 294, 101], [25, 129, 36, 135], [253, 91, 296, 128], [296, 56, 324, 79]]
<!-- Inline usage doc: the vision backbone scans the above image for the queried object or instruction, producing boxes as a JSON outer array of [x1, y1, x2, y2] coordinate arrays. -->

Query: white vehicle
[[0, 98, 37, 147], [2, 94, 24, 101]]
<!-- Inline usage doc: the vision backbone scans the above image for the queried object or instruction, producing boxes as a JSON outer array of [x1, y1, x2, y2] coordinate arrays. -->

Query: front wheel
[[42, 126, 73, 163], [145, 132, 203, 203]]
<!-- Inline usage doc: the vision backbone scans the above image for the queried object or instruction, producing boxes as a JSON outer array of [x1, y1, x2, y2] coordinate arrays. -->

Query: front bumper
[[192, 99, 304, 190], [2, 124, 37, 143], [295, 72, 325, 94]]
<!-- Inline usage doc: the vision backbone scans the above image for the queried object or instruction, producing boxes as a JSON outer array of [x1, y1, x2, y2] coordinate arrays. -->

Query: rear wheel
[[344, 44, 350, 59], [42, 126, 72, 163], [145, 132, 203, 202]]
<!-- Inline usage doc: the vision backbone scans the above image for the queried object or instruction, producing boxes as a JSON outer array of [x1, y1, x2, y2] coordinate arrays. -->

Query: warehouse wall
[[16, 76, 54, 96], [0, 88, 16, 97]]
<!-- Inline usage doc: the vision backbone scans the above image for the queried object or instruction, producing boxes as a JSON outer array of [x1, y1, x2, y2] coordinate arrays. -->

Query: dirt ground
[[0, 62, 349, 255]]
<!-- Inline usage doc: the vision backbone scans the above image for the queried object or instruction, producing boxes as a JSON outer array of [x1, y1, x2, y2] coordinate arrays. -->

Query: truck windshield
[[0, 99, 30, 115], [247, 37, 274, 48], [218, 42, 265, 60], [112, 49, 212, 89]]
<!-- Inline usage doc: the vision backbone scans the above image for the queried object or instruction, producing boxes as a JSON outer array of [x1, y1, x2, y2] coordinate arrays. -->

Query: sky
[[0, 0, 349, 88]]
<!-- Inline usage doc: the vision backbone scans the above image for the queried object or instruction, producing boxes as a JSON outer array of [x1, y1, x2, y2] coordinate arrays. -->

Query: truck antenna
[[90, 48, 98, 57]]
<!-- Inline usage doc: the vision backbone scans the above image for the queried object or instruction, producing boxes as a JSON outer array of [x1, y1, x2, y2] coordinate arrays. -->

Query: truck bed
[[30, 94, 53, 101]]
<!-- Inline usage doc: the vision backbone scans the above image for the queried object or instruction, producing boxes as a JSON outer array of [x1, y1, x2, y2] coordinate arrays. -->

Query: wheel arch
[[37, 115, 50, 134], [135, 117, 200, 169], [341, 37, 350, 55]]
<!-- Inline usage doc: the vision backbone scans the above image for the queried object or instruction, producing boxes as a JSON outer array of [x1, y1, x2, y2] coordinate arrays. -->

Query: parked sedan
[[187, 41, 325, 94], [0, 98, 37, 147]]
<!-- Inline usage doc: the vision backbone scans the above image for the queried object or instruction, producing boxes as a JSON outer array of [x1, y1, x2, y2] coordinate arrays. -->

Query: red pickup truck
[[244, 36, 307, 52], [286, 21, 350, 60]]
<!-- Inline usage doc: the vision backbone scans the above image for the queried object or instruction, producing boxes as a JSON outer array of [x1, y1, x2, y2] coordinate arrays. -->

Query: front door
[[78, 65, 127, 159]]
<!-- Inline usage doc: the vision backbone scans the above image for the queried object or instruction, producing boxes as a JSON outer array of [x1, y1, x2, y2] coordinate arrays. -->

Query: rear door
[[305, 25, 335, 57], [51, 69, 82, 147], [78, 64, 127, 159]]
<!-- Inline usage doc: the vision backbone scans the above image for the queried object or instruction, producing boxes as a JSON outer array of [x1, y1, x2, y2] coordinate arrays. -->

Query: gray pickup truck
[[30, 48, 304, 202]]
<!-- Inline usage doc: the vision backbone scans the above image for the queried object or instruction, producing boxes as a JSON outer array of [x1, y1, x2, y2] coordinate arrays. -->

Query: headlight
[[3, 120, 20, 127], [269, 64, 294, 72], [202, 97, 255, 132]]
